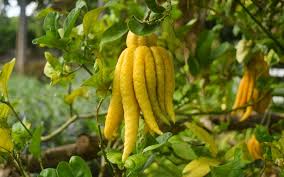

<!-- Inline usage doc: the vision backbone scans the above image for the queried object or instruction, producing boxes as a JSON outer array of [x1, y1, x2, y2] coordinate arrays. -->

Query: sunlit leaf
[[186, 123, 218, 157], [0, 58, 15, 99], [39, 168, 58, 177], [64, 87, 89, 104], [235, 39, 253, 64], [182, 157, 219, 177], [12, 121, 31, 150], [83, 7, 105, 35], [0, 128, 13, 152], [0, 103, 9, 119], [63, 9, 81, 38]]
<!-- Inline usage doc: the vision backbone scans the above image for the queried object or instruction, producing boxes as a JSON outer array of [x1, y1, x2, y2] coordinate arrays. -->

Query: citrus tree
[[0, 0, 284, 177]]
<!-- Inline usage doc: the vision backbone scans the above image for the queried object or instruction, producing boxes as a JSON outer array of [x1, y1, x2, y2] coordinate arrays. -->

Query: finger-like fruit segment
[[126, 31, 157, 47], [144, 47, 170, 125], [158, 47, 176, 122], [240, 71, 255, 121], [104, 50, 126, 140], [150, 47, 166, 114], [233, 75, 246, 109], [133, 46, 162, 135], [239, 70, 251, 107], [247, 135, 262, 160], [120, 47, 140, 162]]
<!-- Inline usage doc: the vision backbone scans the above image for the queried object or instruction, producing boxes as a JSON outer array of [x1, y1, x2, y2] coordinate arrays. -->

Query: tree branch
[[236, 0, 284, 51]]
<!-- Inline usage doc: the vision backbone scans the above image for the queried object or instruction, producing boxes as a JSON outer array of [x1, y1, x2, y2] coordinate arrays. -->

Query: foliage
[[0, 0, 284, 177]]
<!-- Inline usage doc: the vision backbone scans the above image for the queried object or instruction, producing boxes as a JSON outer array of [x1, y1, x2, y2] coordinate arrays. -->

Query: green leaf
[[264, 49, 280, 66], [0, 58, 15, 99], [57, 162, 74, 177], [12, 121, 31, 150], [44, 52, 61, 71], [211, 149, 245, 177], [63, 8, 81, 38], [156, 132, 172, 144], [188, 56, 200, 76], [171, 142, 197, 160], [32, 31, 68, 50], [75, 0, 86, 9], [128, 17, 159, 35], [0, 103, 9, 119], [83, 7, 105, 35], [106, 151, 123, 165], [39, 168, 58, 177], [143, 144, 163, 153], [69, 156, 92, 177], [196, 31, 215, 68], [145, 0, 165, 13], [182, 157, 219, 177], [43, 12, 59, 34], [210, 42, 231, 59], [235, 39, 253, 64], [29, 126, 42, 159], [100, 22, 128, 50], [186, 123, 217, 157], [255, 125, 274, 142]]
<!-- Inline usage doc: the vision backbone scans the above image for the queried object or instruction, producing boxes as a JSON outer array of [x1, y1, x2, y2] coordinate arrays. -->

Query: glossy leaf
[[57, 162, 74, 177], [39, 168, 58, 177], [128, 17, 159, 35], [63, 8, 81, 38], [69, 156, 92, 177], [145, 0, 165, 13], [0, 58, 15, 99]]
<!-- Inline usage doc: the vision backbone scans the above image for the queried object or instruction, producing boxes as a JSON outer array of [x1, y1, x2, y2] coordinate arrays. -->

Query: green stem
[[0, 100, 32, 137]]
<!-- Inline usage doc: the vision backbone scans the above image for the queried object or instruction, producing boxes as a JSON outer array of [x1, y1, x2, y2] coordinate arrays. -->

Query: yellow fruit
[[120, 47, 140, 162], [150, 47, 166, 114], [158, 47, 175, 122], [126, 31, 157, 47], [104, 50, 126, 140], [133, 46, 162, 135], [144, 47, 170, 125], [0, 128, 13, 152], [247, 135, 262, 160]]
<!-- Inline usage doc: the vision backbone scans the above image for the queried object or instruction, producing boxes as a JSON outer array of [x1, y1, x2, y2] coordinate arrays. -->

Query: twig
[[236, 0, 284, 51], [95, 98, 117, 176], [82, 64, 93, 76], [0, 100, 32, 137], [41, 113, 96, 142]]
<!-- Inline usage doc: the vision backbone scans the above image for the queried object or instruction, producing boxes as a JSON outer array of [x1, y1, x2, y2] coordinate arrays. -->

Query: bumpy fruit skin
[[247, 135, 262, 160], [104, 31, 175, 161], [232, 53, 271, 121], [144, 47, 170, 125], [150, 47, 166, 113], [104, 50, 126, 140], [0, 128, 13, 152], [133, 46, 162, 135], [120, 47, 140, 162], [158, 47, 175, 123]]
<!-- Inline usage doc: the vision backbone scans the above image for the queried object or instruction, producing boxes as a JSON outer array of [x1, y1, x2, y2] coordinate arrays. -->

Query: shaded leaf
[[196, 31, 215, 68], [29, 126, 42, 159], [128, 17, 159, 35], [145, 0, 165, 13], [100, 22, 128, 50]]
